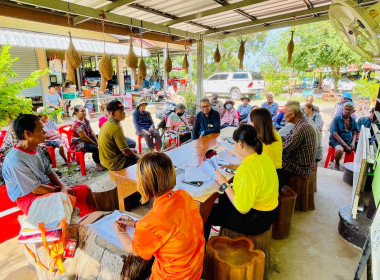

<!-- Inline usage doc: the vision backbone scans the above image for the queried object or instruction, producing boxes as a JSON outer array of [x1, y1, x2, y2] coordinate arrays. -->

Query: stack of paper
[[88, 210, 138, 250], [217, 150, 242, 165]]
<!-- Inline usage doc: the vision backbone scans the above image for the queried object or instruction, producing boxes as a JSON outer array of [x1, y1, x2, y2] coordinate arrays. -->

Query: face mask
[[177, 112, 184, 117], [226, 104, 232, 109]]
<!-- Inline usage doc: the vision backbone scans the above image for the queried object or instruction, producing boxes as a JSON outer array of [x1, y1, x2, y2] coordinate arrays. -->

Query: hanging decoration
[[98, 12, 113, 92], [65, 4, 80, 82], [213, 41, 221, 71], [182, 48, 189, 74], [287, 30, 295, 65], [238, 39, 246, 70], [126, 19, 139, 83], [137, 22, 147, 86], [164, 29, 172, 75]]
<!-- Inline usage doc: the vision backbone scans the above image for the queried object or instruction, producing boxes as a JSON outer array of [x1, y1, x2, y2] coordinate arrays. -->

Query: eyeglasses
[[200, 105, 210, 109]]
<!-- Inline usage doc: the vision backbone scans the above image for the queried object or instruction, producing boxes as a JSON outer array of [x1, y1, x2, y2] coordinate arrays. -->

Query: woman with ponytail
[[204, 125, 279, 240]]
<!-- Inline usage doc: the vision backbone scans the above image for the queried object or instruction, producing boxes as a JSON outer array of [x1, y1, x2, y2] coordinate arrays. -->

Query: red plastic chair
[[137, 135, 160, 154], [0, 185, 22, 243], [165, 116, 181, 149], [279, 106, 284, 114], [47, 146, 57, 168], [0, 130, 7, 148], [58, 124, 87, 176], [324, 146, 355, 168]]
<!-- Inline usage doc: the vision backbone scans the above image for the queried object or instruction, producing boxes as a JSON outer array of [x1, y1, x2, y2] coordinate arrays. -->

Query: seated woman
[[303, 103, 323, 132], [219, 99, 239, 129], [38, 109, 67, 164], [113, 152, 205, 279], [99, 103, 136, 149], [204, 125, 279, 241], [133, 99, 162, 152], [250, 108, 282, 170], [70, 105, 105, 171], [166, 103, 192, 144]]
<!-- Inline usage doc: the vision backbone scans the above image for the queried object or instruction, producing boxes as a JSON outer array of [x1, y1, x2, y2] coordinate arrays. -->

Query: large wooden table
[[112, 130, 235, 222]]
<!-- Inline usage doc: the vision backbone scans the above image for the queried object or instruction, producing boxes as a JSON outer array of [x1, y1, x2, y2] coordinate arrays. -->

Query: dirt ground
[[0, 95, 372, 279]]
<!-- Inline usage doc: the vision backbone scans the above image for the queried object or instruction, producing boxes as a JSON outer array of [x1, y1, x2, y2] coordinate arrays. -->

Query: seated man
[[277, 101, 317, 188], [237, 96, 252, 124], [211, 93, 224, 111], [329, 102, 358, 170], [2, 114, 95, 216], [305, 95, 320, 113], [133, 99, 162, 152], [193, 97, 221, 140], [261, 92, 279, 122], [99, 101, 139, 171]]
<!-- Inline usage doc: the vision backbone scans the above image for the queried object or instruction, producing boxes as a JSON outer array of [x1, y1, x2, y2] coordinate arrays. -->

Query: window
[[208, 74, 219, 80], [251, 72, 263, 80], [219, 74, 229, 80], [232, 73, 248, 79]]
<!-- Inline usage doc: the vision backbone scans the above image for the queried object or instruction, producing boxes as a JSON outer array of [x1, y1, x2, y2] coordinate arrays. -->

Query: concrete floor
[[0, 167, 366, 280]]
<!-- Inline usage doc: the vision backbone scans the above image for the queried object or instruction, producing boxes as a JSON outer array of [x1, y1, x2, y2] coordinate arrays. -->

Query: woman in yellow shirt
[[250, 107, 282, 169], [204, 125, 279, 240]]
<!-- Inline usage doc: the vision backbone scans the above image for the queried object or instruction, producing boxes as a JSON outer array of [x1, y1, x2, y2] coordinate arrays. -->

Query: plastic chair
[[58, 124, 87, 176], [236, 111, 240, 119], [0, 130, 7, 148], [324, 146, 355, 168], [47, 146, 57, 168], [137, 134, 160, 154]]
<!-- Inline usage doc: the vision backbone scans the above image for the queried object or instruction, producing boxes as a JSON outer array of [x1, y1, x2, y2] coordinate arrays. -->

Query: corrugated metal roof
[[0, 28, 150, 56]]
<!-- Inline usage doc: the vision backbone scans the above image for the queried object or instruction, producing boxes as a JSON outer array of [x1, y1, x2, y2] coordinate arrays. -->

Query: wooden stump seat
[[219, 227, 272, 272], [288, 174, 315, 212], [204, 236, 265, 280], [272, 185, 297, 240], [91, 182, 119, 211]]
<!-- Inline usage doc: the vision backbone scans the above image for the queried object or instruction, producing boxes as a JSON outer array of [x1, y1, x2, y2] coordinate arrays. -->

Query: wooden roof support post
[[196, 37, 204, 113], [117, 55, 125, 96], [157, 54, 161, 81]]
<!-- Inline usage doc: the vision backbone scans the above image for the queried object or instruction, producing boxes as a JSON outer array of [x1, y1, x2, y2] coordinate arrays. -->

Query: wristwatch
[[219, 183, 229, 192]]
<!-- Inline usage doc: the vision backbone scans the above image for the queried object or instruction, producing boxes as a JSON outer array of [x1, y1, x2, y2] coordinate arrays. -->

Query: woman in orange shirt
[[113, 152, 205, 280]]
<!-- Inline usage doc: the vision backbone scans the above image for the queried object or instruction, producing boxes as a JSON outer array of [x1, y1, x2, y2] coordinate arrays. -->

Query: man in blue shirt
[[261, 92, 279, 122], [237, 96, 252, 124], [329, 102, 358, 170], [193, 97, 221, 140], [46, 85, 63, 109]]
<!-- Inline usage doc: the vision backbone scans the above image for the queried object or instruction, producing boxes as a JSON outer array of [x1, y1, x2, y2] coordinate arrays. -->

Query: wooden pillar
[[95, 55, 99, 70], [157, 54, 160, 80], [196, 38, 204, 112], [116, 55, 125, 96], [36, 48, 50, 105], [189, 52, 192, 83], [163, 49, 168, 91]]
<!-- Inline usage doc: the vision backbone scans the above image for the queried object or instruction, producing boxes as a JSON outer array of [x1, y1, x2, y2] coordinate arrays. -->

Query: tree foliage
[[0, 45, 48, 128]]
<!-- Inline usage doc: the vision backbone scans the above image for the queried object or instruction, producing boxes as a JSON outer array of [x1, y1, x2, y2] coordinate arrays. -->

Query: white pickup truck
[[203, 72, 265, 100]]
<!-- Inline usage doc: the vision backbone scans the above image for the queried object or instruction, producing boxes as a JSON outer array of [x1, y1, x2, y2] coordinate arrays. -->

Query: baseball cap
[[341, 92, 352, 100], [106, 100, 125, 112]]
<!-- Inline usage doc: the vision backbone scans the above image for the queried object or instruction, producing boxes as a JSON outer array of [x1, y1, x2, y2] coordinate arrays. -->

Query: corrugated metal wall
[[8, 46, 43, 97]]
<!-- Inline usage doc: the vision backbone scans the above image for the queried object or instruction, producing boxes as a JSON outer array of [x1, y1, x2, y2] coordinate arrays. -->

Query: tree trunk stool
[[219, 227, 271, 273], [288, 175, 314, 211], [204, 236, 265, 280], [24, 212, 153, 280], [91, 181, 119, 211], [272, 186, 297, 240]]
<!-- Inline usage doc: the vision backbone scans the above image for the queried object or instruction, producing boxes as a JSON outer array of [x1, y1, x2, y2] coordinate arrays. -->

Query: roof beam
[[212, 0, 256, 20], [74, 0, 136, 25], [11, 0, 202, 39], [202, 5, 330, 35], [0, 2, 194, 45], [302, 0, 314, 9], [206, 14, 329, 39], [161, 0, 269, 26]]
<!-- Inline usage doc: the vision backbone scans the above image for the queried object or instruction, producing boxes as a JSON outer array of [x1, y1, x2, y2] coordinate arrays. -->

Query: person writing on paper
[[203, 125, 279, 241], [2, 114, 96, 216], [113, 152, 205, 280], [193, 97, 220, 139]]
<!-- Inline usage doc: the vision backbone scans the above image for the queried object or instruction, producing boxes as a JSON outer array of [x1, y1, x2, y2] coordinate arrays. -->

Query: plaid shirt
[[0, 128, 17, 154], [282, 116, 317, 178]]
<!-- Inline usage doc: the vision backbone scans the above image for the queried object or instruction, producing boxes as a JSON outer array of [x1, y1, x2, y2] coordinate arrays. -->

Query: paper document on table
[[184, 157, 219, 182], [88, 210, 138, 250], [217, 136, 234, 150], [217, 150, 242, 165], [174, 174, 217, 197], [127, 164, 137, 181]]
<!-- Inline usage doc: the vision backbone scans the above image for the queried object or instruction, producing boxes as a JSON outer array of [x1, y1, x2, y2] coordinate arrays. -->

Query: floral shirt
[[219, 108, 239, 126], [70, 118, 93, 152]]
